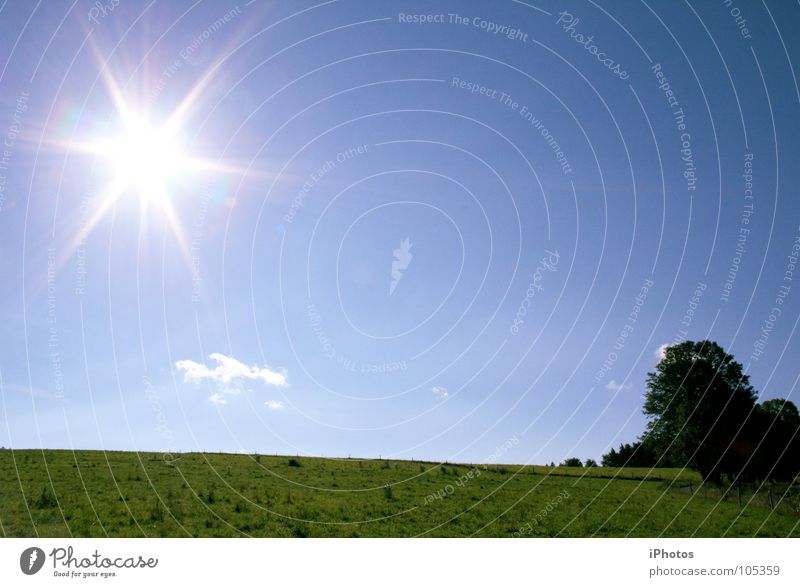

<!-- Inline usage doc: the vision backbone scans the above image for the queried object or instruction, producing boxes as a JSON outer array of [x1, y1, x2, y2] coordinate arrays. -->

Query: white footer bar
[[1, 538, 797, 586]]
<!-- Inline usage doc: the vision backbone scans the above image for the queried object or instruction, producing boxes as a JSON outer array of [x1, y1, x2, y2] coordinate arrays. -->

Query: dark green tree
[[747, 398, 800, 482], [560, 457, 582, 467], [601, 441, 658, 467], [758, 398, 800, 426], [643, 340, 757, 483]]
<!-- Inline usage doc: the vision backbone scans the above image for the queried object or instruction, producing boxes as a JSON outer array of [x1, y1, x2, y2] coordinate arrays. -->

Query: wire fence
[[668, 479, 800, 516]]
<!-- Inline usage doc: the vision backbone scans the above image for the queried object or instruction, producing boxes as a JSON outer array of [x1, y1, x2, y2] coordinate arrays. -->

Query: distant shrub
[[384, 483, 393, 500], [288, 458, 302, 467], [206, 488, 216, 504], [292, 524, 309, 538], [149, 500, 164, 522], [382, 460, 391, 469], [560, 458, 583, 467], [34, 486, 57, 509]]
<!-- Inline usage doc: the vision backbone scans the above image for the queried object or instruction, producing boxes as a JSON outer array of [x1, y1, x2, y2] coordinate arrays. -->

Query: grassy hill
[[1, 449, 797, 537]]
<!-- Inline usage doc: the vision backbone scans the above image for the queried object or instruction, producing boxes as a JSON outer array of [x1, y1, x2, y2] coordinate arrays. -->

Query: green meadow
[[1, 449, 797, 537]]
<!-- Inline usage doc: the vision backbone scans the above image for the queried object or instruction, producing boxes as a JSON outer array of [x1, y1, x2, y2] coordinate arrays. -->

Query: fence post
[[768, 489, 774, 510]]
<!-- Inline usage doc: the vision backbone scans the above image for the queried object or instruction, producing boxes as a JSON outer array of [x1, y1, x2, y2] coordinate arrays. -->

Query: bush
[[288, 458, 302, 467], [33, 486, 57, 509], [149, 500, 164, 522]]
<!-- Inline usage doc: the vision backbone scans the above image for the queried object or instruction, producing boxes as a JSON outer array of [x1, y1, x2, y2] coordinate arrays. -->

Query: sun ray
[[60, 176, 130, 265], [157, 195, 194, 268], [161, 58, 226, 138], [89, 41, 135, 128]]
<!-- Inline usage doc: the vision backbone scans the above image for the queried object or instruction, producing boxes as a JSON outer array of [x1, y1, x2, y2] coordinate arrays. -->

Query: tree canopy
[[643, 340, 757, 483], [600, 340, 800, 484]]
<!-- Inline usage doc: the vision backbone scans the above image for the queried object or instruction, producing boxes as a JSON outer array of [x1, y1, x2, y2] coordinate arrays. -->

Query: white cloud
[[264, 400, 285, 410], [606, 380, 632, 392], [655, 344, 669, 361], [176, 353, 288, 387], [208, 392, 227, 405], [432, 386, 450, 400]]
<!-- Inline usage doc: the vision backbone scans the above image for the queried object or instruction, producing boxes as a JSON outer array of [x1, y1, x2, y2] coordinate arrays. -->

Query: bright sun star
[[104, 117, 188, 203], [68, 111, 196, 259], [46, 60, 257, 270]]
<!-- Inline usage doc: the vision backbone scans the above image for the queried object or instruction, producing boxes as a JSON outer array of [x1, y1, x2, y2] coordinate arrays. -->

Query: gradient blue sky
[[1, 0, 799, 465]]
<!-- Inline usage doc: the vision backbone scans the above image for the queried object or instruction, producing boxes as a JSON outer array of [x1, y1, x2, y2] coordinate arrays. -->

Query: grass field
[[1, 449, 797, 537]]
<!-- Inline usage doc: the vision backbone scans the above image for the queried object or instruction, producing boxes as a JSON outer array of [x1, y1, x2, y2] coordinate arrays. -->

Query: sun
[[103, 117, 188, 203], [53, 109, 199, 266], [44, 58, 261, 272]]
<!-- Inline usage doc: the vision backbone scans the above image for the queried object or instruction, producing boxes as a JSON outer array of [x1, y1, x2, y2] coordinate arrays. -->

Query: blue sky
[[0, 0, 799, 465]]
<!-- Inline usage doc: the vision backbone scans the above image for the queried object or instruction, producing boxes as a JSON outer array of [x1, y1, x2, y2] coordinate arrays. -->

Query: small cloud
[[432, 386, 450, 400], [264, 400, 285, 410], [176, 353, 288, 387], [606, 380, 632, 392], [655, 344, 669, 361], [208, 393, 227, 405]]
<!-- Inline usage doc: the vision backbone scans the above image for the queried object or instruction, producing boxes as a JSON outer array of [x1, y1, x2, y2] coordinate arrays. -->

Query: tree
[[601, 447, 618, 467], [584, 459, 598, 467], [601, 441, 658, 468], [758, 398, 800, 426], [560, 457, 582, 467], [643, 340, 757, 484], [746, 398, 800, 482]]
